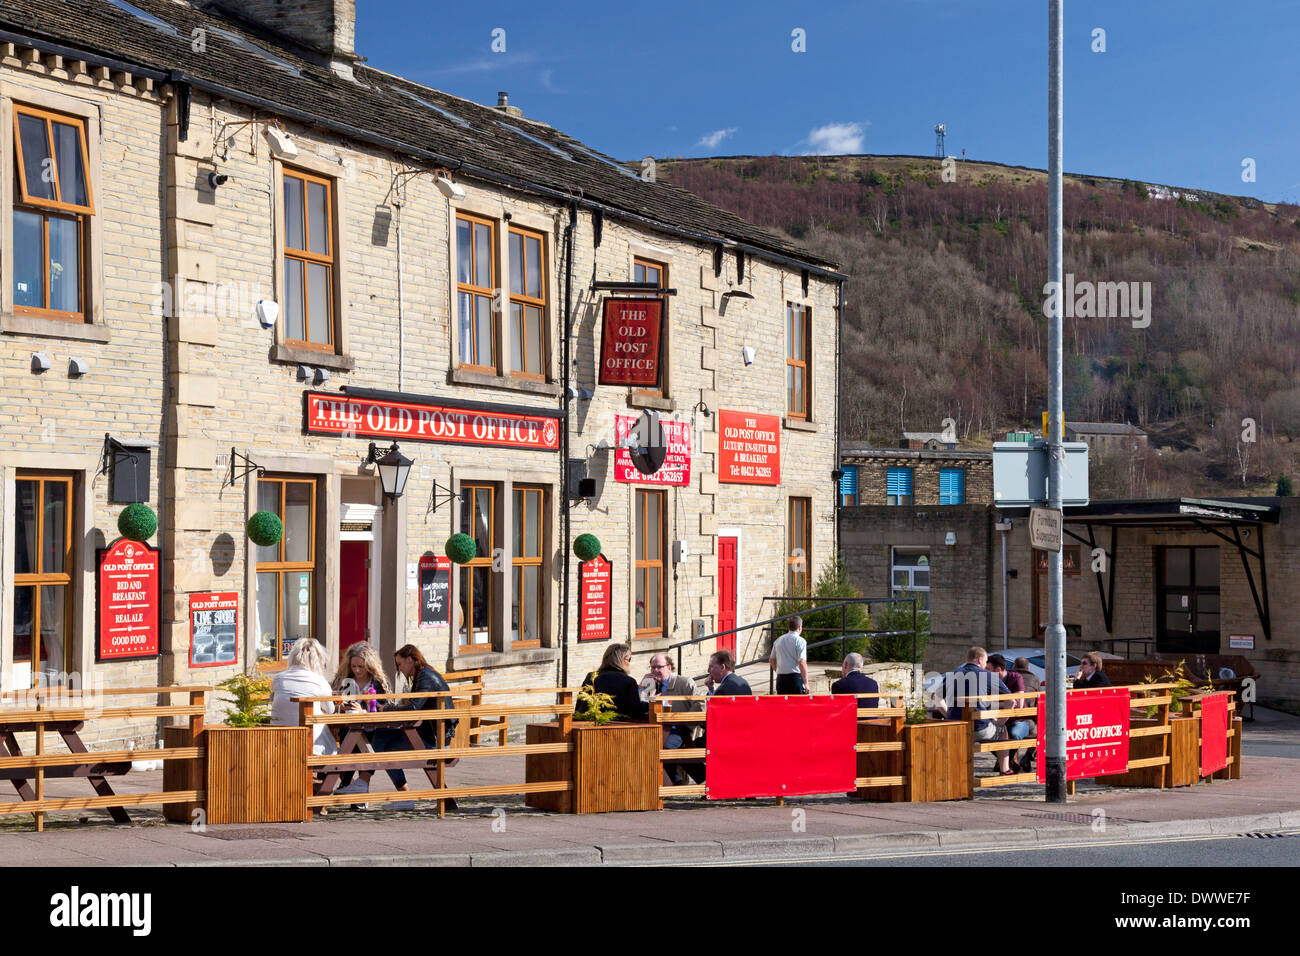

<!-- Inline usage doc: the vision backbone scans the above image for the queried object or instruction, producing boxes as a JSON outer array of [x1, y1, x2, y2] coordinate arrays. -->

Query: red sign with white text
[[705, 696, 857, 799], [718, 409, 781, 485], [579, 555, 612, 642], [97, 539, 160, 661], [1036, 687, 1130, 781], [304, 392, 560, 451], [613, 414, 692, 486], [599, 298, 665, 386], [1200, 692, 1230, 777]]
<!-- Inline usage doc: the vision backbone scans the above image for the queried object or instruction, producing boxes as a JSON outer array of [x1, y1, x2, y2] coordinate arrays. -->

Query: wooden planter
[[203, 725, 311, 824], [526, 721, 660, 814], [1098, 716, 1199, 789], [852, 719, 906, 802], [904, 721, 972, 802], [162, 725, 204, 823]]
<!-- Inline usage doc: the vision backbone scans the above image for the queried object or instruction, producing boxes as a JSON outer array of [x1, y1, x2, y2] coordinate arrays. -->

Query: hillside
[[659, 154, 1300, 498]]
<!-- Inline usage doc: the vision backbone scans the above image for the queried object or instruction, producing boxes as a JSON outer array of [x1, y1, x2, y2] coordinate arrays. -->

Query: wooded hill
[[659, 155, 1300, 498]]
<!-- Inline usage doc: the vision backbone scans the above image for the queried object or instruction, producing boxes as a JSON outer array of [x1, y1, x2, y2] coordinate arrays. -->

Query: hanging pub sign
[[718, 409, 781, 485], [97, 539, 160, 661], [614, 414, 691, 486], [189, 591, 239, 668], [579, 554, 613, 642], [304, 390, 561, 452], [598, 297, 665, 387], [418, 554, 451, 629]]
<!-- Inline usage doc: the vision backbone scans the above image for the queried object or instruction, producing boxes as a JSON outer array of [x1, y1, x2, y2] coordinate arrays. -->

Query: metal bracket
[[98, 434, 139, 479], [426, 479, 462, 516], [226, 447, 264, 487]]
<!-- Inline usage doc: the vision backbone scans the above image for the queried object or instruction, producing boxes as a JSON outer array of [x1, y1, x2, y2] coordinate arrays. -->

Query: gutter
[[559, 202, 576, 687]]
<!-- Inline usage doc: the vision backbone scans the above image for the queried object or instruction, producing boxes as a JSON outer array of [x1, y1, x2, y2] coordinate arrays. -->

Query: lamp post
[[368, 442, 413, 500]]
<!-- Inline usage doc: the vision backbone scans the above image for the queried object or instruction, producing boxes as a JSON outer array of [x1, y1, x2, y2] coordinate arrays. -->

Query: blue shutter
[[839, 466, 858, 497], [939, 468, 965, 505], [887, 468, 913, 498]]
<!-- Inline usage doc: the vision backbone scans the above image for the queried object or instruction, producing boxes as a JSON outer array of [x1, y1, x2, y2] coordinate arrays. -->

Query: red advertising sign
[[304, 391, 560, 451], [578, 554, 612, 642], [598, 297, 665, 386], [1035, 687, 1131, 781], [613, 414, 692, 486], [189, 591, 238, 668], [1200, 692, 1230, 777], [97, 539, 160, 661], [718, 409, 781, 485], [705, 696, 857, 799]]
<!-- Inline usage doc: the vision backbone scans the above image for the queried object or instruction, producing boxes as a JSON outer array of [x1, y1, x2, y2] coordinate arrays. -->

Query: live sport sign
[[599, 297, 665, 387], [579, 554, 613, 642], [305, 391, 560, 452], [97, 539, 160, 661], [613, 414, 691, 486], [1036, 686, 1130, 781], [718, 410, 781, 485]]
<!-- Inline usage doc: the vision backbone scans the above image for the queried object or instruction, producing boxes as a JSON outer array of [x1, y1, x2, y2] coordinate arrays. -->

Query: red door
[[717, 536, 737, 652], [338, 540, 370, 660]]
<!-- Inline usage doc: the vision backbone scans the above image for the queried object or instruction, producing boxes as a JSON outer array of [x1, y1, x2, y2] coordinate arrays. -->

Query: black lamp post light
[[368, 442, 413, 500]]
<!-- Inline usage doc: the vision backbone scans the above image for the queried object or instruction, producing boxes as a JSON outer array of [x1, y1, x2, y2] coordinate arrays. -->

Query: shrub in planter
[[117, 503, 157, 542], [445, 532, 477, 565], [216, 672, 271, 726], [246, 511, 283, 547]]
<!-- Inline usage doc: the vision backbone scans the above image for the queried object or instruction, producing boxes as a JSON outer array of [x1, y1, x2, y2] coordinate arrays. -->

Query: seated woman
[[270, 638, 337, 756], [370, 644, 460, 793], [579, 643, 648, 722], [330, 641, 391, 790]]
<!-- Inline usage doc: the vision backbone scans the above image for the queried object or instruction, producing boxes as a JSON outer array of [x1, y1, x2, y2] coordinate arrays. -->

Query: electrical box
[[671, 540, 688, 564], [566, 458, 588, 500], [992, 441, 1089, 507], [694, 618, 706, 642]]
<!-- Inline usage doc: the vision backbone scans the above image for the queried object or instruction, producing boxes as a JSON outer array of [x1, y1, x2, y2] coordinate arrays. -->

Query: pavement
[[2, 707, 1297, 867]]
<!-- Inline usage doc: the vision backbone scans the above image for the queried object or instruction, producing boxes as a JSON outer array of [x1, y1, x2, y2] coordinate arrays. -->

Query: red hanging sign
[[97, 539, 160, 661], [705, 696, 857, 799], [1035, 686, 1130, 781], [718, 409, 781, 485], [598, 298, 665, 387], [1200, 692, 1230, 777], [578, 554, 613, 642], [304, 392, 560, 451], [613, 414, 692, 486]]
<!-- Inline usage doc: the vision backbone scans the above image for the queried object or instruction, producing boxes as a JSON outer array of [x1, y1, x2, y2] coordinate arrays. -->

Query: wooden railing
[[0, 685, 208, 831], [444, 668, 508, 745]]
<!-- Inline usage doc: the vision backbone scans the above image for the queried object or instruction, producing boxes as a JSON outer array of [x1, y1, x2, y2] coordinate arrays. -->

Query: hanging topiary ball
[[445, 532, 478, 565], [246, 510, 283, 547], [117, 503, 157, 542], [573, 533, 602, 562]]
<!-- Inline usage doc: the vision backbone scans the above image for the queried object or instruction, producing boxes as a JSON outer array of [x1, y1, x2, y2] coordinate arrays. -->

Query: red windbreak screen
[[705, 695, 857, 799], [1036, 687, 1131, 782], [1200, 692, 1230, 777]]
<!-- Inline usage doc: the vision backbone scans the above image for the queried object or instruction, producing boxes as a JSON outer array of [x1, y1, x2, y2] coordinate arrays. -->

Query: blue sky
[[357, 0, 1300, 203]]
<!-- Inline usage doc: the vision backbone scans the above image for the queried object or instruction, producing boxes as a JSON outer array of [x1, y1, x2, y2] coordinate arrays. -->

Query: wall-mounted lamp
[[435, 172, 466, 200], [945, 531, 957, 547], [296, 365, 313, 381], [692, 400, 711, 419], [586, 439, 611, 456], [207, 171, 229, 189], [369, 442, 413, 500], [31, 352, 51, 374], [313, 368, 330, 385], [264, 126, 298, 159], [68, 357, 89, 377], [741, 345, 757, 366], [579, 387, 594, 401]]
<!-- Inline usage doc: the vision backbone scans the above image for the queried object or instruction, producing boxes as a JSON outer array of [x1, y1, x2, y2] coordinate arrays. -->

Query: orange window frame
[[511, 485, 545, 649], [457, 484, 497, 653], [282, 168, 336, 352], [634, 489, 666, 638], [254, 477, 318, 664], [786, 303, 811, 419], [508, 226, 547, 380], [787, 496, 811, 594], [12, 106, 94, 322], [12, 474, 74, 680], [457, 212, 498, 374], [632, 258, 667, 398]]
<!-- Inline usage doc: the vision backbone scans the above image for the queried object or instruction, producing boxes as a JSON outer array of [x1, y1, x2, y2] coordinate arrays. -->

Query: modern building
[[0, 0, 844, 740]]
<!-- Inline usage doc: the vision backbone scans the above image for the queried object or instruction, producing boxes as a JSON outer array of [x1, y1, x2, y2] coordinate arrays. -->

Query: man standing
[[830, 652, 880, 709], [769, 615, 809, 694]]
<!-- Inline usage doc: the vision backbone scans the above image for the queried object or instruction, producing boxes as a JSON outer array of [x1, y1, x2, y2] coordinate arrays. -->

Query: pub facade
[[0, 0, 843, 739]]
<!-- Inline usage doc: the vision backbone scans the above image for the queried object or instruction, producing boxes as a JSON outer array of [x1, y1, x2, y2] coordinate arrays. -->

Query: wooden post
[[1157, 689, 1171, 789], [189, 689, 205, 735], [298, 699, 315, 821], [436, 714, 446, 820], [649, 698, 668, 805], [558, 690, 573, 734], [34, 720, 44, 833]]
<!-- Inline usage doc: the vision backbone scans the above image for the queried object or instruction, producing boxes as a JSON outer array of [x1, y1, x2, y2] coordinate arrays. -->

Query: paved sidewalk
[[3, 712, 1296, 867]]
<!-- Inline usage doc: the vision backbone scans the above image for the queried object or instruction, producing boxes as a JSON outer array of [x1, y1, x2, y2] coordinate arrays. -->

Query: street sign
[[1029, 507, 1063, 552]]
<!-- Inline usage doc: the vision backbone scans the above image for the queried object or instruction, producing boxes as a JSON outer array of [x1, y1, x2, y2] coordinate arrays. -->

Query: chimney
[[495, 91, 524, 119], [213, 1, 360, 80]]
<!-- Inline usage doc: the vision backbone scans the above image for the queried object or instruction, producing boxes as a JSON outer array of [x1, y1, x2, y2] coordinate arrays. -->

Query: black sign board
[[419, 555, 451, 628], [189, 592, 239, 668]]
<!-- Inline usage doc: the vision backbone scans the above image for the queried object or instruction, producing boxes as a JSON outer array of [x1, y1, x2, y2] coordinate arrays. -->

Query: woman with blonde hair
[[333, 641, 391, 713], [269, 638, 337, 756]]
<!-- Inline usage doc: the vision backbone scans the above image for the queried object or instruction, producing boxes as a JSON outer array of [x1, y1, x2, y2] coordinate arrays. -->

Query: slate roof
[[1065, 422, 1147, 436], [0, 0, 840, 274]]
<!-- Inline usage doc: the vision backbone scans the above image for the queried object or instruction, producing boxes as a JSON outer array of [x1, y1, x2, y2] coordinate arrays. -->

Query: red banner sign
[[189, 591, 238, 668], [1200, 692, 1230, 777], [613, 414, 692, 486], [718, 409, 781, 485], [98, 540, 160, 661], [579, 554, 612, 642], [705, 696, 857, 799], [305, 392, 560, 451], [599, 298, 665, 386], [1036, 687, 1130, 781]]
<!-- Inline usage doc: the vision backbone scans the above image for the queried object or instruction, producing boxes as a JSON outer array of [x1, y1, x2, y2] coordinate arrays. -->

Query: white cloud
[[696, 127, 738, 150], [802, 122, 866, 155]]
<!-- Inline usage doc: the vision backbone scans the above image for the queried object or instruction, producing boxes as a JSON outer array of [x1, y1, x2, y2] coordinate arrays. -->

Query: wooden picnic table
[[0, 714, 132, 824], [311, 713, 457, 809]]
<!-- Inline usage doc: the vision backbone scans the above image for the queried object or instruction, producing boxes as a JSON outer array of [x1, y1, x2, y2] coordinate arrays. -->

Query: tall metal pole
[[1045, 0, 1068, 803], [1001, 526, 1009, 650]]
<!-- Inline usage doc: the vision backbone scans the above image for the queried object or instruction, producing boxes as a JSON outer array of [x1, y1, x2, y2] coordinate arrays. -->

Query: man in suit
[[705, 649, 752, 696], [830, 652, 881, 709], [641, 653, 702, 785]]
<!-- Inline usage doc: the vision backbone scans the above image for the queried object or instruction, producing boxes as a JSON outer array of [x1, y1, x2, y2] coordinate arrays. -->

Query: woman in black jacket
[[371, 644, 460, 790], [579, 643, 648, 721]]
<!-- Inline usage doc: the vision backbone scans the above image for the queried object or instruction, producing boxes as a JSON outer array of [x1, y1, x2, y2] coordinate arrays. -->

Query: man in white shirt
[[769, 615, 809, 694]]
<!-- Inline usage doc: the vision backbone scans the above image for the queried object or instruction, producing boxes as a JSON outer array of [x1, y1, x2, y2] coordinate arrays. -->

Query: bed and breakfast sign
[[97, 539, 160, 661]]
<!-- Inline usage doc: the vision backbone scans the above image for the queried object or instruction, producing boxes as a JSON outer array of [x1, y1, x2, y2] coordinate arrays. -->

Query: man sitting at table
[[641, 653, 701, 785], [830, 652, 881, 709], [935, 646, 1015, 775]]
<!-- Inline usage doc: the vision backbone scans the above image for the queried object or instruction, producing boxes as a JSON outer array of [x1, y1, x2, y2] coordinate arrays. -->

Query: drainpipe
[[559, 202, 577, 687], [834, 277, 845, 561], [395, 198, 405, 392]]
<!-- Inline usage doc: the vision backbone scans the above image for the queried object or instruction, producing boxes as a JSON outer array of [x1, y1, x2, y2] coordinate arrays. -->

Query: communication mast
[[934, 123, 946, 158]]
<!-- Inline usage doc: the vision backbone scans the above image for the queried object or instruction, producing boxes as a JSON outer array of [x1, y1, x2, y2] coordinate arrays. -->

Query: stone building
[[1064, 421, 1147, 455], [839, 442, 992, 507], [0, 0, 844, 740]]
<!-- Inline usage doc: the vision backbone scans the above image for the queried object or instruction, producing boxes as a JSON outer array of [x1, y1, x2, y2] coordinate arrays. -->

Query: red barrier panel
[[704, 695, 857, 799], [1200, 692, 1229, 777], [1036, 687, 1131, 782]]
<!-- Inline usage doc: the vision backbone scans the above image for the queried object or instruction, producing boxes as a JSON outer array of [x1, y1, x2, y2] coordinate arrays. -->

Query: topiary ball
[[445, 532, 478, 565], [573, 533, 602, 562], [117, 503, 157, 542], [246, 510, 283, 547]]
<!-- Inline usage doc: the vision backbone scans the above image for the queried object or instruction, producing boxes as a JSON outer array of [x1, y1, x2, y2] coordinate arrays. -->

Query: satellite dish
[[628, 410, 667, 475]]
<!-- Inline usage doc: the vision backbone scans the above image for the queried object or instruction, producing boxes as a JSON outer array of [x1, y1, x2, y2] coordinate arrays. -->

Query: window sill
[[449, 367, 561, 397], [627, 392, 675, 412], [272, 343, 356, 371], [783, 417, 818, 433], [447, 646, 560, 669], [1, 312, 111, 343]]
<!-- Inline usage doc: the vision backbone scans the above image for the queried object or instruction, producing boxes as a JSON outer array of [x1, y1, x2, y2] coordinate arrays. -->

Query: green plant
[[246, 511, 283, 547], [117, 503, 158, 542], [573, 533, 602, 562], [903, 695, 931, 725], [574, 678, 619, 725], [1140, 660, 1214, 717], [868, 603, 930, 664], [217, 672, 271, 727], [1277, 474, 1294, 497], [774, 556, 870, 661], [445, 532, 477, 565]]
